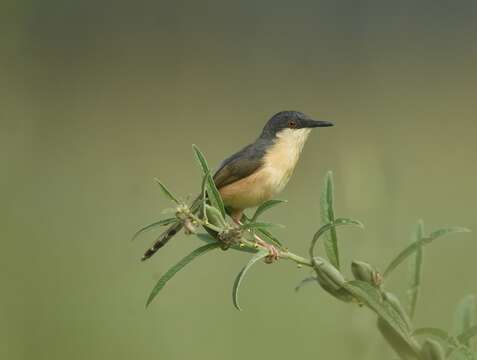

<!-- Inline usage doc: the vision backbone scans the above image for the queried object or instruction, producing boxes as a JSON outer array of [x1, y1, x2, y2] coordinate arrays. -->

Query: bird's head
[[260, 111, 334, 142]]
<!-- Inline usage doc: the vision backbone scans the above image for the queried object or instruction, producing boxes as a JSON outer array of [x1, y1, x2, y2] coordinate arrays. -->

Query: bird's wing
[[143, 141, 268, 260], [213, 143, 266, 189]]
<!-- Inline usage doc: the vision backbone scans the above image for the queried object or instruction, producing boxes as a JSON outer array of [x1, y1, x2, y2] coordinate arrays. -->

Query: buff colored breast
[[219, 128, 311, 211]]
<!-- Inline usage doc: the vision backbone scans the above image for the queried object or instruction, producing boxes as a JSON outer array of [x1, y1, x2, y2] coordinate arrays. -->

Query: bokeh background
[[2, 0, 477, 359]]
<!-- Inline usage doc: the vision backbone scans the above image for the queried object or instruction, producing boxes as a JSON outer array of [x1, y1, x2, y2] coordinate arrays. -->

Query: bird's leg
[[231, 210, 279, 263], [253, 235, 280, 264], [230, 210, 243, 225]]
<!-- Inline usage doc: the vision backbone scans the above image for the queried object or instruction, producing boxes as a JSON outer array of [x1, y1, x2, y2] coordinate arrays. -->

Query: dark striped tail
[[141, 196, 202, 261], [141, 221, 184, 261]]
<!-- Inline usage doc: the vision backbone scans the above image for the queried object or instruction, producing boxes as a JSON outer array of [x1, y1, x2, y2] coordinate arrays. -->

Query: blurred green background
[[2, 0, 476, 359]]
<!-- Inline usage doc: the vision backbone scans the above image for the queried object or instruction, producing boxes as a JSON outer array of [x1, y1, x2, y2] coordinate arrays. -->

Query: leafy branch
[[135, 145, 473, 360]]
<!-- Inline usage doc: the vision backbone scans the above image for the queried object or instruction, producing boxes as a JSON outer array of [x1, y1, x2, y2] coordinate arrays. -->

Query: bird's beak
[[304, 119, 334, 128]]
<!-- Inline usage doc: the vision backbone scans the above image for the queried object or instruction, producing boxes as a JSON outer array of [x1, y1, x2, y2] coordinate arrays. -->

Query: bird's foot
[[255, 238, 280, 263], [232, 215, 279, 263]]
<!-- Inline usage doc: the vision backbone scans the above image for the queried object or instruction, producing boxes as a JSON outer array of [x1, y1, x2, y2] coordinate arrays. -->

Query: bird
[[141, 110, 334, 261]]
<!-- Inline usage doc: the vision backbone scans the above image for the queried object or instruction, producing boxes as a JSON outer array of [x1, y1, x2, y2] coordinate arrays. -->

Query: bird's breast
[[262, 128, 311, 193], [219, 128, 310, 211]]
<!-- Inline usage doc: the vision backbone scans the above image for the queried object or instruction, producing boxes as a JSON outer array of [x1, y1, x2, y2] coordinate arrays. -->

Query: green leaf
[[131, 218, 178, 241], [154, 178, 180, 204], [428, 227, 472, 241], [232, 250, 269, 311], [241, 214, 283, 248], [295, 276, 319, 292], [408, 220, 425, 319], [200, 169, 209, 221], [421, 339, 446, 360], [255, 228, 283, 247], [344, 280, 419, 355], [412, 327, 452, 342], [146, 243, 220, 307], [195, 233, 217, 244], [457, 325, 477, 346], [383, 292, 413, 332], [377, 318, 420, 360], [251, 199, 287, 222], [192, 145, 226, 218], [241, 222, 284, 230], [384, 226, 470, 278], [195, 233, 258, 254], [309, 218, 364, 260], [320, 171, 340, 269], [448, 347, 476, 360], [414, 327, 477, 360], [454, 295, 476, 346]]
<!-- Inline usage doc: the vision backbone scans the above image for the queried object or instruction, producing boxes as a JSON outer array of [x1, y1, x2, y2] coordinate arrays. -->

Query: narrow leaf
[[344, 280, 419, 355], [421, 339, 446, 360], [453, 295, 476, 346], [448, 347, 476, 360], [241, 222, 284, 230], [412, 327, 452, 342], [383, 292, 413, 332], [192, 145, 226, 218], [241, 214, 283, 247], [309, 218, 364, 260], [320, 171, 340, 269], [146, 243, 220, 307], [255, 228, 283, 247], [413, 327, 464, 357], [251, 199, 287, 222], [428, 227, 471, 241], [377, 318, 419, 360], [232, 250, 269, 311], [384, 226, 470, 278], [195, 233, 258, 254], [206, 173, 226, 218], [154, 178, 180, 204], [295, 276, 319, 292], [200, 170, 209, 221], [408, 220, 425, 319], [195, 233, 217, 244], [457, 325, 477, 346], [131, 218, 178, 241]]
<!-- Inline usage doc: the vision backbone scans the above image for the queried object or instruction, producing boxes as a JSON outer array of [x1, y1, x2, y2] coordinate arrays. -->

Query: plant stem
[[280, 251, 313, 267]]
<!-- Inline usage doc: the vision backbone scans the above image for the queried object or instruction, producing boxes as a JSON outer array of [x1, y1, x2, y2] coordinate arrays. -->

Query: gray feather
[[213, 137, 274, 189]]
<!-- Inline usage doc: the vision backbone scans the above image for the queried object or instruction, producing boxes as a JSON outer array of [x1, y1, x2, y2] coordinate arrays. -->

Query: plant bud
[[175, 204, 191, 220], [205, 205, 227, 228], [351, 260, 382, 287], [421, 339, 445, 360], [314, 261, 346, 290], [313, 260, 353, 302], [383, 292, 412, 332]]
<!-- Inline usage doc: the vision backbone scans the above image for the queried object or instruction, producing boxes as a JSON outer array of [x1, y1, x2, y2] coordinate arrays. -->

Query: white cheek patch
[[277, 128, 312, 149], [263, 128, 312, 194]]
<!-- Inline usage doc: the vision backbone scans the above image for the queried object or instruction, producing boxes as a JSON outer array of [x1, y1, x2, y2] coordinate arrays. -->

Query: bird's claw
[[258, 241, 280, 264], [233, 218, 280, 263]]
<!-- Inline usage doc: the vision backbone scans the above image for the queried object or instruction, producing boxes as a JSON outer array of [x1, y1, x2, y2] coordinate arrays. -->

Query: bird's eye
[[287, 120, 297, 128]]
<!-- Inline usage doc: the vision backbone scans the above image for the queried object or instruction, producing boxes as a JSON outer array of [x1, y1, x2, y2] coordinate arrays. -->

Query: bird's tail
[[141, 221, 185, 261], [141, 196, 201, 261]]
